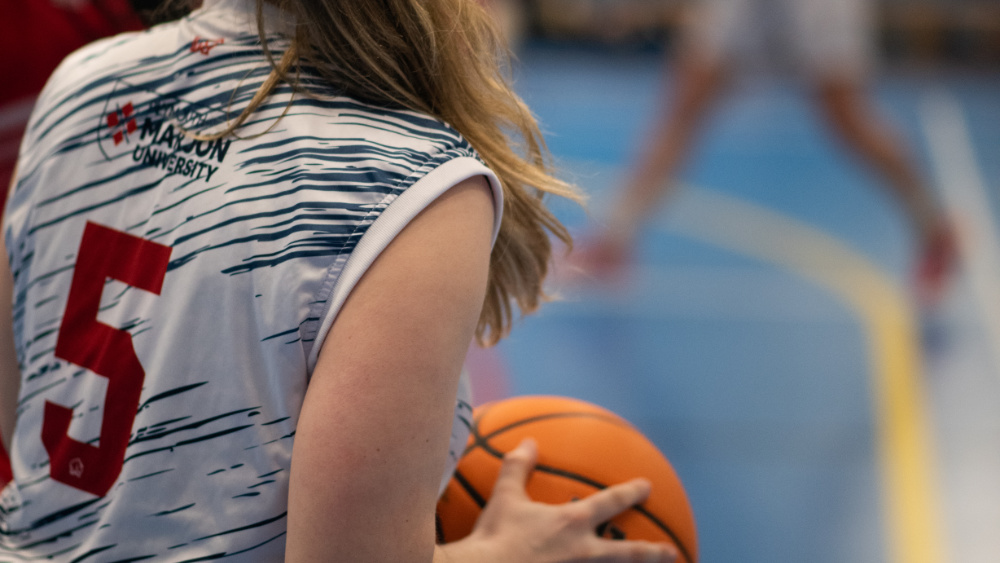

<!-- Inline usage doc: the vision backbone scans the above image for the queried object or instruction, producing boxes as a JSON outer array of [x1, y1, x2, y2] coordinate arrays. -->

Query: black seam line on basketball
[[465, 412, 632, 456], [471, 439, 693, 563], [452, 469, 488, 509]]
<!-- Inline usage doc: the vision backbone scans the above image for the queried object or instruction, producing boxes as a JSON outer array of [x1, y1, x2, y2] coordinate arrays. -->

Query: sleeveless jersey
[[1, 0, 501, 559]]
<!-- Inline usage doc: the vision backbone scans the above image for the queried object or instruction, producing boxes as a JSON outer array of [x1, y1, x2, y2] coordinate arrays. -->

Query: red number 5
[[45, 222, 171, 496]]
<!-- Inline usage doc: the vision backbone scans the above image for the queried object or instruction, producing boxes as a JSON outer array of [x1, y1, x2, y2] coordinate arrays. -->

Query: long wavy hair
[[162, 0, 581, 345]]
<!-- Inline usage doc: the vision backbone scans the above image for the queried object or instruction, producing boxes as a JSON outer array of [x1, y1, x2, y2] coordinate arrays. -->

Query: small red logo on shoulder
[[191, 36, 225, 56]]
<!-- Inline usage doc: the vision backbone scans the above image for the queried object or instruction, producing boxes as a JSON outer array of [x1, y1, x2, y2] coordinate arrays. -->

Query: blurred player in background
[[581, 0, 957, 304]]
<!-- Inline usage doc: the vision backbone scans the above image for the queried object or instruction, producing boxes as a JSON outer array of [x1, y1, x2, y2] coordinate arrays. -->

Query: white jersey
[[1, 0, 500, 559]]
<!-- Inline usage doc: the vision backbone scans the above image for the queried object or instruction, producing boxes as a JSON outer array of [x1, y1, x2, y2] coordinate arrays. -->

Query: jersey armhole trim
[[305, 155, 502, 372]]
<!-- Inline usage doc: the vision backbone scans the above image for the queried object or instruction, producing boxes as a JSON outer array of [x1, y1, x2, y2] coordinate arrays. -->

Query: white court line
[[919, 91, 1000, 376]]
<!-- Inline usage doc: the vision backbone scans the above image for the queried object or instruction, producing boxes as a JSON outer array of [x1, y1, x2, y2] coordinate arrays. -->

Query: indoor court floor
[[465, 44, 1000, 563]]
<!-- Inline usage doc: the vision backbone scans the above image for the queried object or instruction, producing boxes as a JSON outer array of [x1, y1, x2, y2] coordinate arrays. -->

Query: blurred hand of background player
[[434, 439, 678, 563]]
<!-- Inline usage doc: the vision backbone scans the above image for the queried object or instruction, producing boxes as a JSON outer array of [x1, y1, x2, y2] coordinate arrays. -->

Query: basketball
[[436, 395, 698, 563]]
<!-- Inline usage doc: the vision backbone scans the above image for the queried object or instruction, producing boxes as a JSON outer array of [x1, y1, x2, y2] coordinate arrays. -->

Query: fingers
[[475, 443, 679, 563], [593, 540, 679, 563], [490, 438, 538, 499], [584, 481, 678, 562], [582, 478, 652, 527]]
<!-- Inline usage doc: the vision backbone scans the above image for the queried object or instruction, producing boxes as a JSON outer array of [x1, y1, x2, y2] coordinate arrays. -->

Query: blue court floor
[[467, 44, 1000, 563]]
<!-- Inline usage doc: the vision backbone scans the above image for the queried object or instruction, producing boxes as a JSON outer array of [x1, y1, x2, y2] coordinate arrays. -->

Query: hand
[[435, 439, 678, 563]]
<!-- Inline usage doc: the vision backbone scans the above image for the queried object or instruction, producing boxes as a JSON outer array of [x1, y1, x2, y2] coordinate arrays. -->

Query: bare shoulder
[[285, 174, 495, 561]]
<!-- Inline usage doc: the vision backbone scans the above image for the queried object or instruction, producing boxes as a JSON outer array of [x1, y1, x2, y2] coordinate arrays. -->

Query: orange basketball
[[436, 395, 698, 563]]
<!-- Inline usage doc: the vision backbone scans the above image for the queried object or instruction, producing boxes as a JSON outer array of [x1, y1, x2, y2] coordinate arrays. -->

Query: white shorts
[[684, 0, 877, 79]]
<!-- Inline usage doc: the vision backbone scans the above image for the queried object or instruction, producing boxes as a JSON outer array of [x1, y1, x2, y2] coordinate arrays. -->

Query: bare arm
[[285, 175, 495, 562], [284, 174, 677, 563]]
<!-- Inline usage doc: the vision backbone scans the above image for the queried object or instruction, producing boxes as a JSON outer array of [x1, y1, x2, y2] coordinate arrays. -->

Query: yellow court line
[[663, 187, 948, 563]]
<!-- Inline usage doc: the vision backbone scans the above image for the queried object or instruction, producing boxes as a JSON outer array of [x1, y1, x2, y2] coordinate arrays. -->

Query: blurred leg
[[571, 0, 750, 279], [816, 78, 937, 232], [814, 77, 956, 302], [611, 54, 726, 232], [581, 53, 727, 275], [793, 0, 957, 302]]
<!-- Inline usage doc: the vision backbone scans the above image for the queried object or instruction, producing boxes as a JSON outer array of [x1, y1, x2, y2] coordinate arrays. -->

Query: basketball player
[[582, 0, 956, 303], [0, 0, 676, 561]]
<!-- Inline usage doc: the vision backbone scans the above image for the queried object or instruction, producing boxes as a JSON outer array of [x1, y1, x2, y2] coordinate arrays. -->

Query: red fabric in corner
[[0, 0, 144, 214]]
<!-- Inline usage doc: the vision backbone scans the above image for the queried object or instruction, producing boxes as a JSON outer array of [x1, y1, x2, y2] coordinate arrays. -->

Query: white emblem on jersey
[[68, 458, 84, 478]]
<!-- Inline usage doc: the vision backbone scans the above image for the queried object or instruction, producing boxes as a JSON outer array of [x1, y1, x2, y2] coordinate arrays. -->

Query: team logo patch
[[105, 101, 137, 146], [97, 81, 147, 160], [97, 80, 233, 182]]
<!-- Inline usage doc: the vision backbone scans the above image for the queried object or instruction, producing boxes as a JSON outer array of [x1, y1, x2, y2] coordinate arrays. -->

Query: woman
[[0, 0, 677, 560]]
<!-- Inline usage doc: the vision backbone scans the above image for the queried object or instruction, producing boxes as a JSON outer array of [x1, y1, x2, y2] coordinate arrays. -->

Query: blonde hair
[[173, 0, 582, 345]]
